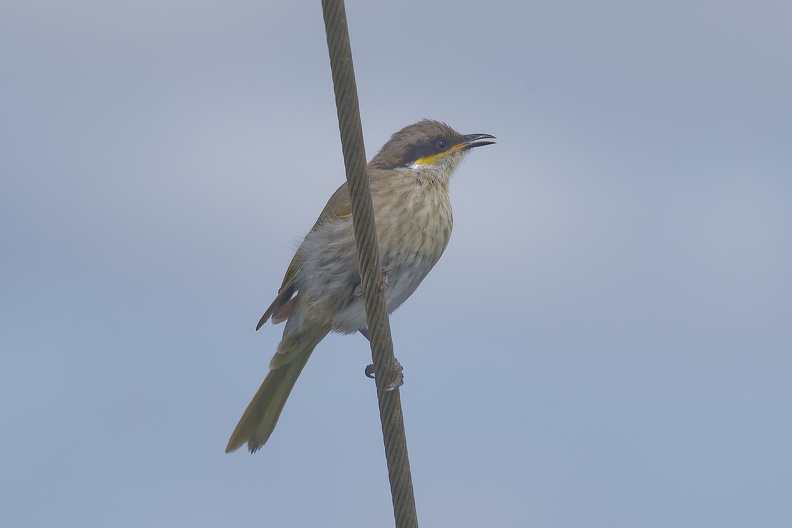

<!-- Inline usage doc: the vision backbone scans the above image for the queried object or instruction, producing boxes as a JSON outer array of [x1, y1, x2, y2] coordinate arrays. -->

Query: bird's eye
[[436, 139, 448, 150]]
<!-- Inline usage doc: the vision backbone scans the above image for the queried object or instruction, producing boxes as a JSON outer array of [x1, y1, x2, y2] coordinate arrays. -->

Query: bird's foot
[[365, 358, 404, 391]]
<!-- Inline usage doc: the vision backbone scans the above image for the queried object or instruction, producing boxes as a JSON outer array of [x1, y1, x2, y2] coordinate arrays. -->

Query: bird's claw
[[364, 358, 404, 390]]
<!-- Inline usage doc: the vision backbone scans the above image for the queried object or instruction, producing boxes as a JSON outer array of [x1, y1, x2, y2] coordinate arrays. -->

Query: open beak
[[453, 133, 497, 151]]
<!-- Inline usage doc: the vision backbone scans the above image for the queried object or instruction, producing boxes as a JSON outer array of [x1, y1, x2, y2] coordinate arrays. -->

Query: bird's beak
[[453, 133, 497, 151]]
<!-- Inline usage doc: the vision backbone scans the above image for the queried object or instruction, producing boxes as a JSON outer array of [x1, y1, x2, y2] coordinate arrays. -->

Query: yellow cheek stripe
[[414, 154, 440, 165], [414, 151, 450, 166], [414, 143, 466, 165]]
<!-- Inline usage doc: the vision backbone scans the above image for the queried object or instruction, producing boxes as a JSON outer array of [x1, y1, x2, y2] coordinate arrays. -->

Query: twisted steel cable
[[321, 1, 419, 527]]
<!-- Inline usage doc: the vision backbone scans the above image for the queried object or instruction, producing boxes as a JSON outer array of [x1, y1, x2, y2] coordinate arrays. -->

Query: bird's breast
[[373, 177, 453, 311], [299, 175, 454, 333]]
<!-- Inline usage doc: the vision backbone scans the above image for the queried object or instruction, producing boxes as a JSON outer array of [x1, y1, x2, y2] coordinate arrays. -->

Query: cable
[[321, 1, 419, 526]]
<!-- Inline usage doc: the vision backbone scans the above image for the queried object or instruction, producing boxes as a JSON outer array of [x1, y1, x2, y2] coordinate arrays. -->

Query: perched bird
[[226, 119, 495, 453]]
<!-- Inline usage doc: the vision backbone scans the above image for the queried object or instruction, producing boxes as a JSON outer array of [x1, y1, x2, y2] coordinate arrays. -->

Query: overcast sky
[[2, 1, 791, 527]]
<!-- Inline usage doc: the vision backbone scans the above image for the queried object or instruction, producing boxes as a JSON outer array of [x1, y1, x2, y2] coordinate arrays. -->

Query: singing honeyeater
[[226, 119, 495, 453]]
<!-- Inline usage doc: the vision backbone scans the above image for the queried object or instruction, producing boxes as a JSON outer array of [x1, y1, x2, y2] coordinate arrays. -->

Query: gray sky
[[2, 1, 791, 527]]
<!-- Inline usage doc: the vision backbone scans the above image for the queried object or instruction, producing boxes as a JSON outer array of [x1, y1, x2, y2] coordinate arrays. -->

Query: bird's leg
[[353, 265, 391, 297], [380, 265, 391, 293], [364, 357, 404, 390], [359, 328, 403, 389], [355, 265, 400, 389]]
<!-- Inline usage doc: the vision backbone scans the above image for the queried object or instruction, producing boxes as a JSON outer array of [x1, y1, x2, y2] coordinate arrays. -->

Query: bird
[[226, 119, 495, 453]]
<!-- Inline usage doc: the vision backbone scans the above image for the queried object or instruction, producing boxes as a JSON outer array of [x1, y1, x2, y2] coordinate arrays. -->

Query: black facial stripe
[[399, 136, 451, 166]]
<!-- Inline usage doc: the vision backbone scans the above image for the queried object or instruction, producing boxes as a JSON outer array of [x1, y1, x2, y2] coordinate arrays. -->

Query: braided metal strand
[[321, 1, 419, 527]]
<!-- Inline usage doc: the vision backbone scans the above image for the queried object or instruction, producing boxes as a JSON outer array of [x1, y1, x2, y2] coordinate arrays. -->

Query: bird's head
[[370, 120, 495, 180]]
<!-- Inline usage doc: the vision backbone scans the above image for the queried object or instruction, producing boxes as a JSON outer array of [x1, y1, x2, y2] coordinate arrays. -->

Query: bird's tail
[[226, 320, 331, 453]]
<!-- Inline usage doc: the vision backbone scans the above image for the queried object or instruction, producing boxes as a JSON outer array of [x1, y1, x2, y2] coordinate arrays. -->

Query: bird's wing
[[313, 181, 352, 226], [256, 182, 353, 330]]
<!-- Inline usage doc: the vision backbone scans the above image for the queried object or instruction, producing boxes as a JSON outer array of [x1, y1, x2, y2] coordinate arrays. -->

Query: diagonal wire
[[321, 1, 419, 527]]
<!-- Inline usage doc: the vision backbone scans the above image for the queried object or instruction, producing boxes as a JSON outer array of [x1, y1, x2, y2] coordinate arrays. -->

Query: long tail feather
[[225, 323, 331, 453]]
